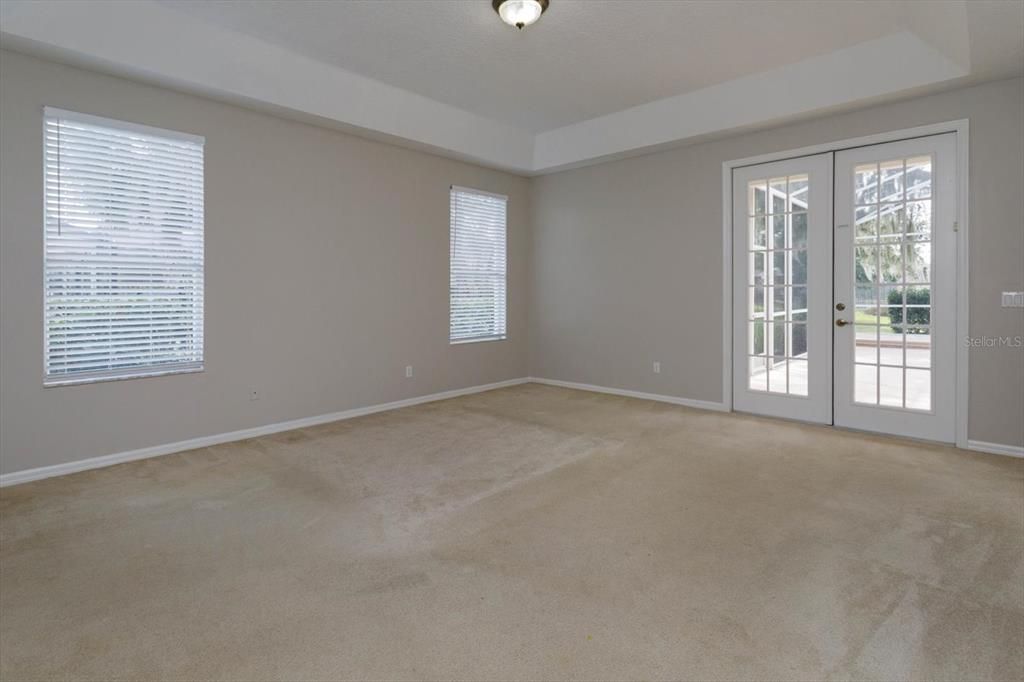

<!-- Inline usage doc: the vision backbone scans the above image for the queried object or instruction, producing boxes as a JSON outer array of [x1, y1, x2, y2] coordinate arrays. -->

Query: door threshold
[[732, 409, 955, 448]]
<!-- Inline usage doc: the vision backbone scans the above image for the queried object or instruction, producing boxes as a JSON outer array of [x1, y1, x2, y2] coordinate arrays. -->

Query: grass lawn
[[855, 309, 891, 326], [754, 307, 893, 328]]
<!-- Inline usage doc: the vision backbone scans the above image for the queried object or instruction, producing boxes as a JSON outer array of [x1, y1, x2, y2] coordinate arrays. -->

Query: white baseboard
[[6, 376, 1013, 487], [529, 380, 1024, 459], [966, 440, 1024, 458], [0, 378, 531, 488], [528, 376, 728, 412]]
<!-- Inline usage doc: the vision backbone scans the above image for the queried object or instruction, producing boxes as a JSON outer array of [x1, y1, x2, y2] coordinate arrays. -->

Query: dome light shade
[[493, 0, 549, 30]]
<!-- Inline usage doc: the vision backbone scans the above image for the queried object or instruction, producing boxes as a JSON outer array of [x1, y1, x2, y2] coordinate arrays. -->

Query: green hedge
[[888, 287, 930, 334]]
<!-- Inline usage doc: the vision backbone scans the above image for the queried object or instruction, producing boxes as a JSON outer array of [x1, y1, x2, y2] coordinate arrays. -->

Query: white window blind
[[449, 186, 507, 343], [43, 107, 205, 385]]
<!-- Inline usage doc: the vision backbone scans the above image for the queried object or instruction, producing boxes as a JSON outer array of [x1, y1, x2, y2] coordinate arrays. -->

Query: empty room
[[1, 1, 1022, 680]]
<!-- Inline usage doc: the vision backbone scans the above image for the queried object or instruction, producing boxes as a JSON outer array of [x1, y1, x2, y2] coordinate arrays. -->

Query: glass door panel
[[850, 158, 933, 410], [733, 154, 832, 424], [746, 174, 811, 396], [833, 134, 957, 442]]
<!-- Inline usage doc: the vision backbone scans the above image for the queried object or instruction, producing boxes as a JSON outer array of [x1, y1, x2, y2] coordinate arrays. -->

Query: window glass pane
[[906, 329, 932, 368], [770, 177, 787, 214], [879, 159, 904, 202], [789, 359, 808, 396], [791, 286, 807, 314], [855, 206, 877, 242], [750, 287, 766, 319], [896, 286, 930, 332], [773, 252, 787, 285], [772, 214, 786, 249], [906, 369, 932, 410], [855, 364, 879, 405], [788, 175, 809, 211], [855, 285, 878, 306], [856, 245, 878, 283], [905, 156, 932, 199], [773, 286, 786, 314], [878, 205, 904, 241], [768, 359, 788, 393], [879, 366, 904, 407], [750, 252, 766, 286], [855, 339, 878, 364], [854, 164, 879, 204], [878, 244, 902, 283], [750, 180, 767, 215], [856, 325, 879, 365], [790, 323, 807, 357], [750, 322, 767, 355], [856, 306, 886, 328], [905, 200, 932, 235], [771, 322, 785, 360], [791, 250, 808, 285], [906, 306, 931, 329], [880, 284, 903, 307], [751, 216, 767, 248], [749, 356, 768, 391], [878, 334, 903, 367], [791, 212, 808, 249], [904, 243, 931, 284]]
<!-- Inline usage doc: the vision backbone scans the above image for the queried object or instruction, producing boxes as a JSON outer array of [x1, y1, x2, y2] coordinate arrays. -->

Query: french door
[[732, 133, 958, 442], [833, 134, 957, 441], [732, 154, 834, 423]]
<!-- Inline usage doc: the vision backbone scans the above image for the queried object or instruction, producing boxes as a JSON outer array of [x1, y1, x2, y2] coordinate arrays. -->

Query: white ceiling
[[2, 0, 1022, 173], [155, 0, 914, 133]]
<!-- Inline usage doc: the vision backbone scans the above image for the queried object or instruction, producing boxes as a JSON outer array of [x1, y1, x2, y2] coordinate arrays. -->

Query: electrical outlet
[[653, 361, 661, 374], [249, 389, 259, 401], [1001, 292, 1024, 308], [405, 365, 414, 378]]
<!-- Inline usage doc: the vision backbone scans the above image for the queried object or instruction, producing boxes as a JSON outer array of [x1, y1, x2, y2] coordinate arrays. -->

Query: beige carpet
[[1, 383, 1021, 681]]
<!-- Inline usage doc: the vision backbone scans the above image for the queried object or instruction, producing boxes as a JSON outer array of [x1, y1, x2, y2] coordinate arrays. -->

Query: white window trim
[[43, 107, 204, 145], [42, 107, 206, 387], [43, 364, 204, 388], [450, 185, 507, 201], [449, 185, 509, 345]]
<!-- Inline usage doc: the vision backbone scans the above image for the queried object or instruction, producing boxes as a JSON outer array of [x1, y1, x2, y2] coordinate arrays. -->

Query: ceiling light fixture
[[493, 0, 549, 30]]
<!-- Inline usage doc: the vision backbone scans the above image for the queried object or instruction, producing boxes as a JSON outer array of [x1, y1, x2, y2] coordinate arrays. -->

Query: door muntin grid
[[747, 174, 809, 396], [850, 156, 933, 411]]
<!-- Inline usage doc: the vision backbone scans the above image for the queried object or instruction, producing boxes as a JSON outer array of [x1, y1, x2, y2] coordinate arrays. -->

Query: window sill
[[450, 335, 508, 345], [43, 364, 204, 388]]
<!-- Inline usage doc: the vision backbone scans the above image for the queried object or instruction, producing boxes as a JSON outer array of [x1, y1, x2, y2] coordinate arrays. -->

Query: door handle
[[835, 319, 850, 327]]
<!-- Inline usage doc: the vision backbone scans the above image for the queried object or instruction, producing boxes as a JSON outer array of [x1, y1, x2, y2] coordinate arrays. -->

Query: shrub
[[889, 287, 930, 334]]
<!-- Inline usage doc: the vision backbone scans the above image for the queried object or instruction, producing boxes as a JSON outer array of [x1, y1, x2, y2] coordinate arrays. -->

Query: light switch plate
[[1001, 292, 1024, 308]]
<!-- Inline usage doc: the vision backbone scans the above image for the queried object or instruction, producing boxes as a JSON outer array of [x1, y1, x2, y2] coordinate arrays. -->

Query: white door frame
[[720, 119, 970, 448]]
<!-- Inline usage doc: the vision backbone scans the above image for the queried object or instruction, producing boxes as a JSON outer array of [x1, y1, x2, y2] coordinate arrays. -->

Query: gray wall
[[0, 50, 531, 475], [2, 51, 1022, 477], [530, 77, 1024, 448]]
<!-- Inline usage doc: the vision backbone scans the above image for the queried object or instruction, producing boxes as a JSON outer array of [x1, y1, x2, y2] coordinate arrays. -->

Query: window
[[43, 107, 205, 385], [449, 186, 507, 343]]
